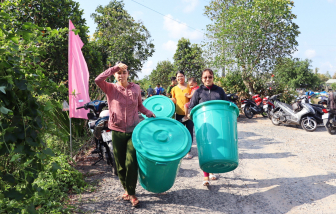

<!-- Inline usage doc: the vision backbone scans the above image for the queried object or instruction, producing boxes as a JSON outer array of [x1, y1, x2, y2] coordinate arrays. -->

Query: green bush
[[0, 155, 86, 213]]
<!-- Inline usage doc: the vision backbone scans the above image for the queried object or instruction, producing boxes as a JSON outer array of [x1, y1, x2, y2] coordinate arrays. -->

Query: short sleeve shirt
[[171, 84, 191, 115]]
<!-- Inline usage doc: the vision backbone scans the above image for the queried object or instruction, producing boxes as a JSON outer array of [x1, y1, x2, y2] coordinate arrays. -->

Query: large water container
[[190, 100, 239, 173], [132, 117, 191, 193]]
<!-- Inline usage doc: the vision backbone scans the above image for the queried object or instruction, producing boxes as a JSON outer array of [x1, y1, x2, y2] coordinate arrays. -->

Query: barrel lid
[[190, 100, 239, 117], [132, 117, 191, 162], [142, 96, 175, 118]]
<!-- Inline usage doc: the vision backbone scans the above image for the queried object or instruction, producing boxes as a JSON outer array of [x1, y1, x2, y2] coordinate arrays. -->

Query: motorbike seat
[[89, 120, 97, 129], [283, 103, 293, 110]]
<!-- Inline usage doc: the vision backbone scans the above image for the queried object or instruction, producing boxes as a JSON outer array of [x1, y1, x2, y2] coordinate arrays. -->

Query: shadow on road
[[138, 173, 336, 214]]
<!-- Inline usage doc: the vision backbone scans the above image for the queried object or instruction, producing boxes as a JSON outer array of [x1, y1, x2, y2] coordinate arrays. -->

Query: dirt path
[[73, 115, 336, 214]]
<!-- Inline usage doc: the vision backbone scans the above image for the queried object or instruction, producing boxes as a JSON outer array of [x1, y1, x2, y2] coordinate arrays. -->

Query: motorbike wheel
[[271, 116, 281, 126], [301, 117, 317, 132], [244, 106, 254, 119], [326, 122, 336, 135], [103, 141, 118, 176]]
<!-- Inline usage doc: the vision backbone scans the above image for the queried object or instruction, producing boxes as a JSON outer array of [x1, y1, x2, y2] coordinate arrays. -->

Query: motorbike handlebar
[[76, 106, 85, 110]]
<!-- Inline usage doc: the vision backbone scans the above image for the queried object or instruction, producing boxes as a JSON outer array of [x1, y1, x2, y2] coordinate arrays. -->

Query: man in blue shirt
[[154, 84, 162, 95]]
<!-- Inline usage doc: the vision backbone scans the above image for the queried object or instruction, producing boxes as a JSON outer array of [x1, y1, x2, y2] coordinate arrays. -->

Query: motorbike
[[322, 92, 336, 135], [241, 94, 268, 119], [323, 109, 336, 135], [269, 94, 319, 132], [262, 96, 275, 120], [77, 100, 117, 175], [227, 93, 239, 105], [303, 94, 326, 126]]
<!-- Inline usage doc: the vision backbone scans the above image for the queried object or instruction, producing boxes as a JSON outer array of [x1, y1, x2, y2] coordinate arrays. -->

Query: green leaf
[[22, 31, 32, 41], [3, 174, 16, 184], [0, 12, 10, 19], [44, 101, 53, 111], [26, 203, 37, 214], [7, 34, 19, 44], [10, 154, 20, 162], [51, 162, 61, 171], [15, 80, 27, 90], [0, 86, 6, 94], [0, 106, 12, 114], [4, 189, 24, 200], [14, 144, 24, 153], [42, 148, 55, 157], [26, 137, 39, 147]]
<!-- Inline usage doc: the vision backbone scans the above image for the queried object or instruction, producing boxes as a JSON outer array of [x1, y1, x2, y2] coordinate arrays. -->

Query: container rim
[[190, 100, 239, 117]]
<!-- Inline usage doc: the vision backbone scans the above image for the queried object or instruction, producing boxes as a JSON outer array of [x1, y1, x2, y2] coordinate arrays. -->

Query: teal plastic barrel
[[142, 96, 175, 118], [190, 100, 239, 173], [132, 117, 191, 193]]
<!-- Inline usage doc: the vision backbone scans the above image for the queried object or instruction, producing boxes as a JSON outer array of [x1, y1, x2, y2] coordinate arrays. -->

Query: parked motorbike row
[[75, 92, 335, 174], [239, 92, 336, 134]]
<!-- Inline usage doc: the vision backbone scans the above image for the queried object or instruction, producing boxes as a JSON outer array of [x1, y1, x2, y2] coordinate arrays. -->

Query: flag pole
[[70, 117, 72, 158]]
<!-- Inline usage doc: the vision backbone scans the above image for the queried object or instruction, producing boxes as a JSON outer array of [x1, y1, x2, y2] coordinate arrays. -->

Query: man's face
[[173, 80, 177, 85]]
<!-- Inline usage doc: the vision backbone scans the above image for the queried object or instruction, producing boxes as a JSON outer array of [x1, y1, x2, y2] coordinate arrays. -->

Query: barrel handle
[[155, 162, 167, 165]]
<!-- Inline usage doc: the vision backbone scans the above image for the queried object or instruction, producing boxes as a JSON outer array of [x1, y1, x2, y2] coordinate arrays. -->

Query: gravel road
[[73, 115, 336, 214]]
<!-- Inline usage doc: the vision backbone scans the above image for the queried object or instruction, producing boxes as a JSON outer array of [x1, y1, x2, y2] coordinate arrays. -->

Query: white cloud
[[139, 60, 153, 79], [131, 11, 144, 21], [321, 61, 336, 72], [162, 40, 177, 52], [292, 50, 300, 57], [163, 14, 203, 40], [182, 0, 199, 13], [305, 49, 316, 59]]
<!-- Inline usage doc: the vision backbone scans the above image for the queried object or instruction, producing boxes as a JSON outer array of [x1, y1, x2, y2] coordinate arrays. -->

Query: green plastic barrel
[[142, 96, 175, 118], [190, 100, 239, 173], [132, 117, 191, 193]]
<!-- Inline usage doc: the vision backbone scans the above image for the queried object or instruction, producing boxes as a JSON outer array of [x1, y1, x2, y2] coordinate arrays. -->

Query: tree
[[316, 73, 330, 83], [273, 58, 320, 89], [204, 0, 300, 94], [149, 60, 175, 89], [137, 75, 151, 91], [333, 72, 336, 79], [331, 83, 336, 91], [174, 38, 205, 81], [91, 0, 155, 78], [1, 0, 104, 101]]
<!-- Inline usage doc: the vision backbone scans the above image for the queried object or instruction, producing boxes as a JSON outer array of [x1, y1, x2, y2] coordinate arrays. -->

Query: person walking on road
[[147, 85, 155, 97], [166, 77, 177, 98], [171, 71, 194, 159], [188, 68, 229, 186], [95, 61, 156, 207]]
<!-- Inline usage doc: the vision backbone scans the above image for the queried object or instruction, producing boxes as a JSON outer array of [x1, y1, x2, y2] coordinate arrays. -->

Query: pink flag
[[68, 20, 90, 119]]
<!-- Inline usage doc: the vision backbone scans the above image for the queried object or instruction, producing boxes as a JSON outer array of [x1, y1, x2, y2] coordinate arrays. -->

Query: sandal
[[181, 117, 189, 122], [203, 180, 210, 186], [209, 174, 217, 180], [130, 197, 139, 207], [185, 153, 193, 159], [122, 194, 130, 201]]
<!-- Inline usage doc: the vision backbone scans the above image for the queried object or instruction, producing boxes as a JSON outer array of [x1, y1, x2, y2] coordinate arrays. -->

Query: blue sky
[[78, 0, 336, 79]]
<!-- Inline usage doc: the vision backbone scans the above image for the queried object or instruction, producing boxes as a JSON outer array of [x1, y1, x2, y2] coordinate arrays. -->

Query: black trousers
[[176, 114, 194, 152]]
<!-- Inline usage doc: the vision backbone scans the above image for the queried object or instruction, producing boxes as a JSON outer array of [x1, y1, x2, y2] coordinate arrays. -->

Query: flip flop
[[130, 197, 139, 207], [203, 180, 210, 186], [209, 174, 217, 180], [122, 194, 129, 201], [185, 153, 193, 159], [181, 117, 189, 122]]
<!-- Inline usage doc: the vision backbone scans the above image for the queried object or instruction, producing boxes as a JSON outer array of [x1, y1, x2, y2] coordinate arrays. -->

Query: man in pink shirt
[[95, 62, 155, 207]]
